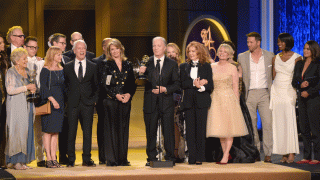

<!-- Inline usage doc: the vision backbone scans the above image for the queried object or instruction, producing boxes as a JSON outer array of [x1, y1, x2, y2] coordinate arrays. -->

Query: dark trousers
[[144, 98, 175, 162], [0, 103, 5, 166], [96, 100, 106, 162], [67, 101, 94, 163], [185, 106, 208, 163], [298, 96, 320, 160], [58, 115, 68, 160], [103, 99, 131, 165]]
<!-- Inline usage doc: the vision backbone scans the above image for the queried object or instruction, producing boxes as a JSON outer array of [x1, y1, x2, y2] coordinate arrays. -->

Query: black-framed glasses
[[58, 42, 67, 45], [26, 46, 39, 50], [12, 35, 25, 38]]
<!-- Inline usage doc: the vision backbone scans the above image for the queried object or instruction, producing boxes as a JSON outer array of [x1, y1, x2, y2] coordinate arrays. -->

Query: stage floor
[[2, 148, 311, 180]]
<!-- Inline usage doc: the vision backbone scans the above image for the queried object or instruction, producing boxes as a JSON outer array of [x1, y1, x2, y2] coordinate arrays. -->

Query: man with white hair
[[63, 32, 95, 61], [6, 26, 25, 66], [139, 36, 180, 166], [64, 40, 98, 167]]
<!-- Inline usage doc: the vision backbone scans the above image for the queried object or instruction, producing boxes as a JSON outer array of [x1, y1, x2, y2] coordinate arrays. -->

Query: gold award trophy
[[133, 55, 150, 86]]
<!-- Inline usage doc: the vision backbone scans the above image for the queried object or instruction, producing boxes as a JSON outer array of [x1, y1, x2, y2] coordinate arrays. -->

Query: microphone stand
[[150, 65, 173, 168]]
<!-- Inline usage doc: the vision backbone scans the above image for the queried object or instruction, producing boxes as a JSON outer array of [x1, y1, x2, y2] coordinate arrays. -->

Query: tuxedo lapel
[[83, 60, 92, 81], [70, 61, 79, 81], [186, 62, 191, 78]]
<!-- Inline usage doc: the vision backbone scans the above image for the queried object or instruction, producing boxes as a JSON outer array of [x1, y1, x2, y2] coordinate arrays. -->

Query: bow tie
[[191, 62, 198, 68]]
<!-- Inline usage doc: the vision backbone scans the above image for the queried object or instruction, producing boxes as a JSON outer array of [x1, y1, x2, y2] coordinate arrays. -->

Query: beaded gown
[[207, 72, 248, 138]]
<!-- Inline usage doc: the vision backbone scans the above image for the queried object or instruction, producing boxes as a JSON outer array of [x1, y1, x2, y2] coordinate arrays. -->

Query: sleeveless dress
[[207, 72, 248, 138], [270, 53, 300, 154], [40, 68, 65, 133]]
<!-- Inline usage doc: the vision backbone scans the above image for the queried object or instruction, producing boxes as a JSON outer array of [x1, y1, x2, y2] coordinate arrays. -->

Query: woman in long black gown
[[205, 41, 259, 163]]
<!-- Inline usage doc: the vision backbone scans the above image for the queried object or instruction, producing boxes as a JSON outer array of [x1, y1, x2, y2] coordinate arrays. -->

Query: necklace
[[52, 70, 60, 80]]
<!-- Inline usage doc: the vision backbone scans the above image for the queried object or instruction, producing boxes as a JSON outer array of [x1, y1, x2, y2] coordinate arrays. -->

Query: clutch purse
[[35, 101, 51, 115]]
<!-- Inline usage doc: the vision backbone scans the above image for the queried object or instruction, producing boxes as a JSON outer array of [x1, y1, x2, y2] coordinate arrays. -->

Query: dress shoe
[[99, 161, 106, 165], [82, 160, 96, 167], [195, 162, 202, 165], [296, 159, 311, 164], [120, 161, 131, 166], [309, 160, 320, 165], [106, 162, 117, 166], [67, 161, 75, 167], [264, 156, 272, 163], [145, 162, 150, 166], [37, 160, 46, 167]]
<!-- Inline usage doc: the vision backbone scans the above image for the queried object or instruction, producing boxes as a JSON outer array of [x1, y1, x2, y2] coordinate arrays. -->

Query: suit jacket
[[292, 60, 320, 98], [6, 46, 12, 68], [92, 54, 106, 65], [180, 62, 213, 109], [64, 59, 99, 108], [143, 56, 180, 113], [93, 54, 107, 101], [61, 55, 71, 67], [100, 60, 137, 101], [238, 49, 274, 100], [63, 50, 96, 62]]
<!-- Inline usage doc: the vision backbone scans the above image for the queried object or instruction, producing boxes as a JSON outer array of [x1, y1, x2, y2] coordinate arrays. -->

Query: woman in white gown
[[270, 33, 302, 163]]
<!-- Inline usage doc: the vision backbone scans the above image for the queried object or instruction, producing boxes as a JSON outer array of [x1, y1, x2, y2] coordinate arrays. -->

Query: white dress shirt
[[190, 60, 205, 92], [249, 52, 268, 90], [153, 55, 165, 74], [74, 58, 87, 78], [27, 56, 44, 88], [10, 44, 18, 52]]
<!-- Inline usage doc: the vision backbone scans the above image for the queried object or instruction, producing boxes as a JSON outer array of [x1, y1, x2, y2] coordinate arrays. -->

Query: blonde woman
[[39, 46, 64, 168], [100, 39, 136, 166]]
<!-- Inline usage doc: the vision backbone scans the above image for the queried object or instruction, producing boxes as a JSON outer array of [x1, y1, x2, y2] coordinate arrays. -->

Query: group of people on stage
[[0, 25, 319, 170]]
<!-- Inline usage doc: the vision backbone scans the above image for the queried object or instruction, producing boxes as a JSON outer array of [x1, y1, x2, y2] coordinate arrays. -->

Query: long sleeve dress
[[5, 67, 35, 164]]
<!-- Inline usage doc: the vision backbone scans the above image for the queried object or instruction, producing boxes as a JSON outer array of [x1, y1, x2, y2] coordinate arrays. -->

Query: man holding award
[[139, 37, 179, 166]]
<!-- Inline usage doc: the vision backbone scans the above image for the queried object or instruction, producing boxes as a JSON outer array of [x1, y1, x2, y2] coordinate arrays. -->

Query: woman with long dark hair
[[292, 40, 320, 165]]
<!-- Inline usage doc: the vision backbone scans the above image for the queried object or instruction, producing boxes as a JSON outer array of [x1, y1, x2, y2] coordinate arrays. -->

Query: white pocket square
[[268, 65, 272, 67]]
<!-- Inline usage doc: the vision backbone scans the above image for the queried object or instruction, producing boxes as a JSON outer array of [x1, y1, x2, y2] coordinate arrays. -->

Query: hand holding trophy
[[26, 69, 40, 103], [133, 55, 150, 86]]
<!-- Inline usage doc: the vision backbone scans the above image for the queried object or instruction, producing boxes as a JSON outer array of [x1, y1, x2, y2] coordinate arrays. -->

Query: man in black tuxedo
[[139, 37, 180, 166], [64, 40, 98, 167], [49, 33, 70, 164], [92, 37, 111, 164], [50, 33, 71, 67], [6, 26, 25, 66], [63, 32, 95, 61]]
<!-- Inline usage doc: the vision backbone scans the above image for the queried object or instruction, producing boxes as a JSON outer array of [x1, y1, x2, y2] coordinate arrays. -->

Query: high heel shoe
[[46, 160, 56, 168], [53, 160, 64, 168]]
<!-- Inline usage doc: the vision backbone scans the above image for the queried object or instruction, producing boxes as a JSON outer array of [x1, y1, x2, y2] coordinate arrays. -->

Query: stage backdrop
[[274, 0, 320, 56], [182, 15, 230, 62]]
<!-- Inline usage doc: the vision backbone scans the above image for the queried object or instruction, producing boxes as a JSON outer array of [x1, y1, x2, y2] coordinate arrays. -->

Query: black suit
[[180, 62, 213, 163], [63, 50, 96, 62], [58, 54, 72, 163], [292, 59, 320, 160], [64, 59, 98, 163], [92, 54, 107, 163], [143, 56, 179, 162]]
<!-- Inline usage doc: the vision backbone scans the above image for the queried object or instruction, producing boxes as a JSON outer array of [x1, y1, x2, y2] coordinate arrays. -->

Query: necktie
[[191, 62, 198, 67], [78, 61, 83, 81], [156, 59, 161, 73], [154, 59, 161, 85]]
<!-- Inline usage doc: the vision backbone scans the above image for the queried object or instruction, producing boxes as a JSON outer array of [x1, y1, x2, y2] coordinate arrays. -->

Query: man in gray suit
[[238, 32, 274, 163]]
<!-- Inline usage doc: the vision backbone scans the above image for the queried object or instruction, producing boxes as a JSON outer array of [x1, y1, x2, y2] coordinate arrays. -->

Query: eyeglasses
[[12, 35, 25, 38], [26, 46, 39, 50], [58, 42, 67, 45]]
